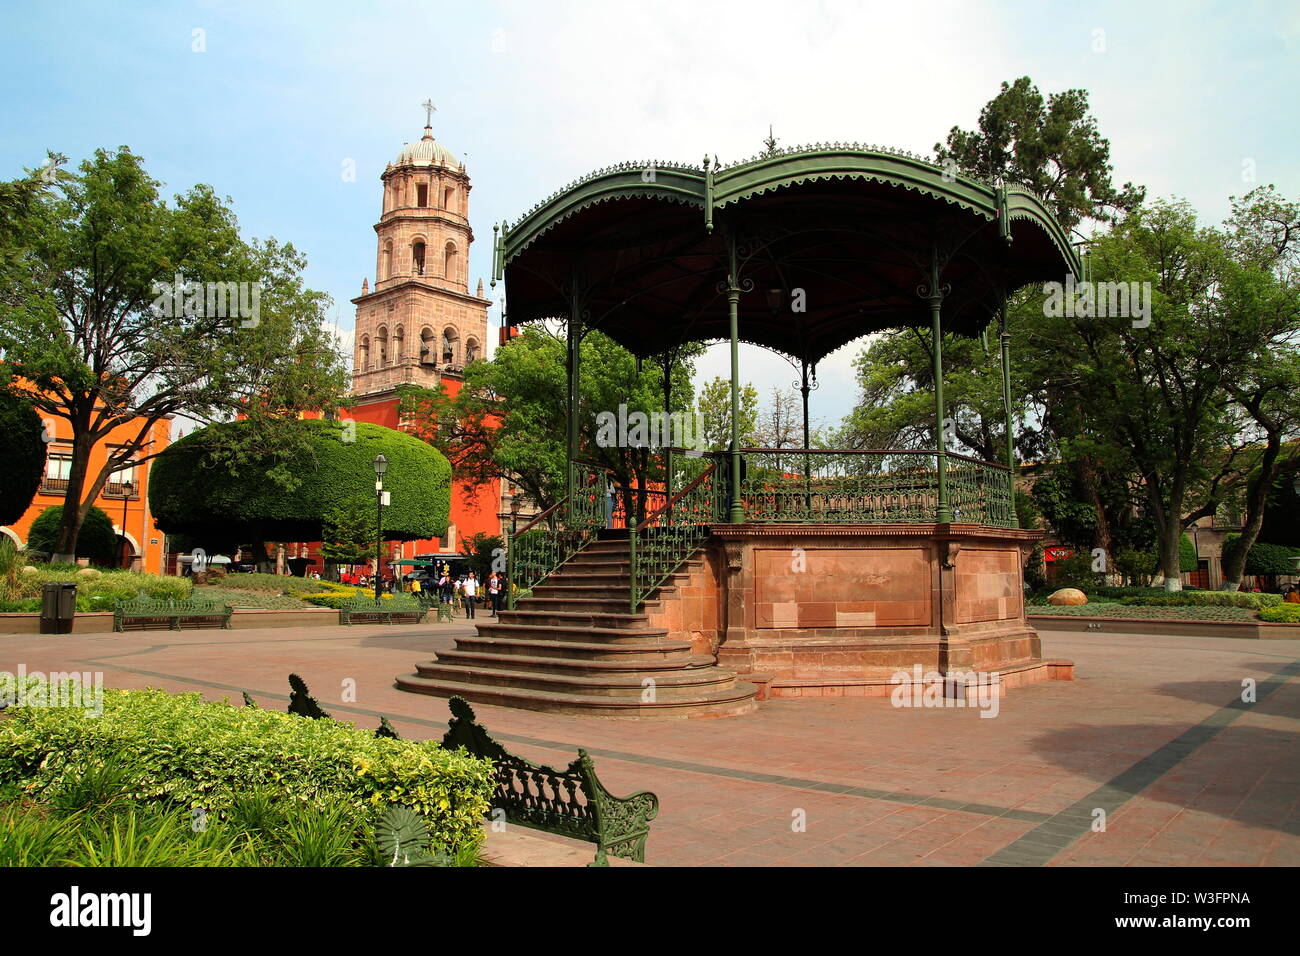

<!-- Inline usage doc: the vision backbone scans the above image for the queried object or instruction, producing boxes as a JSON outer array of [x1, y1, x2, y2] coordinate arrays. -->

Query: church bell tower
[[351, 103, 491, 399]]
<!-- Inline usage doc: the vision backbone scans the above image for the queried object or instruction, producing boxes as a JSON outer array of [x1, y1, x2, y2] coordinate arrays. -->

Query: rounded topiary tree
[[26, 505, 118, 566], [149, 419, 451, 546], [0, 392, 47, 527]]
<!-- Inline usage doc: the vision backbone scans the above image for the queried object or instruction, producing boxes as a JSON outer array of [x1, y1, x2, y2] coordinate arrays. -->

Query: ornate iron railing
[[738, 449, 943, 523], [506, 496, 595, 611], [629, 459, 724, 611], [947, 453, 1015, 527]]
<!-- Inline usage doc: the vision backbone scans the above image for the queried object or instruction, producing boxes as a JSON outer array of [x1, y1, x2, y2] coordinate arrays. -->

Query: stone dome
[[394, 127, 459, 168]]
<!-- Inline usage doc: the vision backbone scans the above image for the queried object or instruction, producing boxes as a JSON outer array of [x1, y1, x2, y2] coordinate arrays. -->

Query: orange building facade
[[1, 412, 172, 574]]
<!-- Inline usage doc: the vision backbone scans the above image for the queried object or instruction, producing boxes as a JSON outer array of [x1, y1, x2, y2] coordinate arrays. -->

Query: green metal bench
[[413, 593, 455, 623], [271, 673, 401, 738], [338, 593, 426, 626], [113, 594, 232, 632], [441, 696, 659, 865]]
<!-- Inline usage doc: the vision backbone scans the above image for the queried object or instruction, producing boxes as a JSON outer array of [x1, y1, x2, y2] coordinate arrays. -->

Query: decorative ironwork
[[113, 595, 232, 631], [282, 674, 404, 740], [338, 593, 425, 625], [947, 454, 1015, 527], [738, 449, 943, 523], [441, 696, 658, 865], [630, 459, 724, 610]]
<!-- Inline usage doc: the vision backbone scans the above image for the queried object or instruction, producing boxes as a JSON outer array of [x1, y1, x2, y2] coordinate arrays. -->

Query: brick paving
[[2, 621, 1296, 866]]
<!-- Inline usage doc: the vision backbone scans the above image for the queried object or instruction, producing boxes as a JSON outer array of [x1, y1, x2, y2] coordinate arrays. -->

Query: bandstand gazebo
[[398, 143, 1078, 717]]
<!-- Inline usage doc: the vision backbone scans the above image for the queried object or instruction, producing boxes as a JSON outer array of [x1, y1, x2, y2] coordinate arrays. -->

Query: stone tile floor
[[2, 621, 1295, 866]]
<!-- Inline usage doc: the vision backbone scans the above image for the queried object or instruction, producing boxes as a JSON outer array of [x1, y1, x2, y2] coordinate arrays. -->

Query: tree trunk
[[1220, 436, 1281, 591], [52, 418, 95, 563]]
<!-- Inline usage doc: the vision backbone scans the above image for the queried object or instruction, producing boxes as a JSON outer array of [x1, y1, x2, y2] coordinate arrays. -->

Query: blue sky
[[3, 0, 1297, 428]]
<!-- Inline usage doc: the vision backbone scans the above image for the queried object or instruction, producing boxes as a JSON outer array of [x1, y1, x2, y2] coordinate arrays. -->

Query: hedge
[[0, 684, 494, 853], [1117, 591, 1283, 609], [1259, 604, 1300, 624], [5, 567, 192, 613], [1221, 535, 1300, 575], [300, 588, 414, 609], [0, 392, 45, 527], [149, 419, 451, 545], [24, 505, 119, 567]]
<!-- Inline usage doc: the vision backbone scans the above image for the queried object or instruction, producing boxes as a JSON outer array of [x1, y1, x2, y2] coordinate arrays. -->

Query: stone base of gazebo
[[642, 523, 1073, 699]]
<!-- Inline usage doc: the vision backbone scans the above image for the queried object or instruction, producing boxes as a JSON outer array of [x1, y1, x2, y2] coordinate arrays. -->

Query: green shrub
[[15, 568, 191, 610], [25, 506, 119, 567], [1116, 591, 1282, 609], [1259, 603, 1300, 624], [1222, 536, 1300, 575], [300, 587, 411, 609], [0, 684, 494, 854]]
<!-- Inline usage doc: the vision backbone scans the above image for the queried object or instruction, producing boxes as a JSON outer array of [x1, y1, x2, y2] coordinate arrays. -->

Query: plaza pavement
[[2, 618, 1296, 867]]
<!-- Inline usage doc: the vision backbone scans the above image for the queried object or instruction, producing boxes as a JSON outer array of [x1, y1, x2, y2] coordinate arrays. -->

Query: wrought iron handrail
[[633, 461, 720, 533], [947, 450, 1011, 471], [629, 461, 722, 611], [514, 496, 567, 537], [506, 494, 589, 611]]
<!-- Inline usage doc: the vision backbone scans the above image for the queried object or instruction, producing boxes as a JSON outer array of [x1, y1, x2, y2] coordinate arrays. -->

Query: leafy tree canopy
[[149, 419, 450, 546], [0, 391, 46, 526], [0, 147, 351, 561]]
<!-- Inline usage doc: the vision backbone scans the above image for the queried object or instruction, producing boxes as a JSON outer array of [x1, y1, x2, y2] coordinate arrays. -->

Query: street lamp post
[[373, 455, 388, 604], [120, 479, 133, 569]]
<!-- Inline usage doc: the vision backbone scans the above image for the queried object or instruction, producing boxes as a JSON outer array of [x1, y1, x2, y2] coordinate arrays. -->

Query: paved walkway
[[2, 621, 1296, 866]]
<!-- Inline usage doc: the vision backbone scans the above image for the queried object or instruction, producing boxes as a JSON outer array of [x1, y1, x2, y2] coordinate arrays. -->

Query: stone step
[[430, 649, 718, 675], [545, 571, 632, 586], [411, 660, 742, 698], [472, 622, 672, 644], [515, 596, 640, 614], [495, 609, 649, 630], [455, 634, 694, 661], [527, 582, 655, 601], [394, 673, 760, 718]]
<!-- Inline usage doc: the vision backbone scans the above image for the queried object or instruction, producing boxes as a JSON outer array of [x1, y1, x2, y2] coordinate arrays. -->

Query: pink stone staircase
[[396, 538, 758, 717]]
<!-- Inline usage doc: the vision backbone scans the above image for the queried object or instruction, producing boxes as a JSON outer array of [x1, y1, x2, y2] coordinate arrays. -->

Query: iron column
[[925, 253, 952, 523], [999, 301, 1018, 528]]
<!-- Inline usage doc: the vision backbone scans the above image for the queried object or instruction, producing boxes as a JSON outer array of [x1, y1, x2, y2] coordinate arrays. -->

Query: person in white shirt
[[462, 573, 478, 619]]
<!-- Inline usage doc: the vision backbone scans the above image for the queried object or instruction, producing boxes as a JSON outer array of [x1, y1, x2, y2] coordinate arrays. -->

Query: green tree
[[150, 419, 449, 551], [399, 325, 701, 523], [935, 76, 1145, 233], [26, 505, 117, 566], [1042, 202, 1300, 589], [462, 531, 505, 580], [0, 391, 46, 526], [0, 147, 351, 563], [1215, 187, 1300, 589], [319, 500, 378, 567], [697, 376, 758, 452]]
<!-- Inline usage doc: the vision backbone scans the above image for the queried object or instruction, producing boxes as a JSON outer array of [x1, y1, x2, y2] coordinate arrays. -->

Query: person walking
[[487, 572, 502, 617], [462, 572, 478, 619]]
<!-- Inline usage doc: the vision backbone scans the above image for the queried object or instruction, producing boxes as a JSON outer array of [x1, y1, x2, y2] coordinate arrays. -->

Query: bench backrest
[[442, 696, 600, 841]]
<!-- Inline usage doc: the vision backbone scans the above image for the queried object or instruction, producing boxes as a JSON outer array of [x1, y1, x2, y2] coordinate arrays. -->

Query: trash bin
[[40, 582, 77, 634]]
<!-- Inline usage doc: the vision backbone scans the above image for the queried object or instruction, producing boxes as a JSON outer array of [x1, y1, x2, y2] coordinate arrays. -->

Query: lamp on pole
[[373, 455, 388, 604], [120, 479, 133, 569]]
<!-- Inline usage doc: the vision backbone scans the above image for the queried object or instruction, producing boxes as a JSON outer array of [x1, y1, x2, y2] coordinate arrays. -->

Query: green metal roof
[[497, 144, 1079, 362]]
